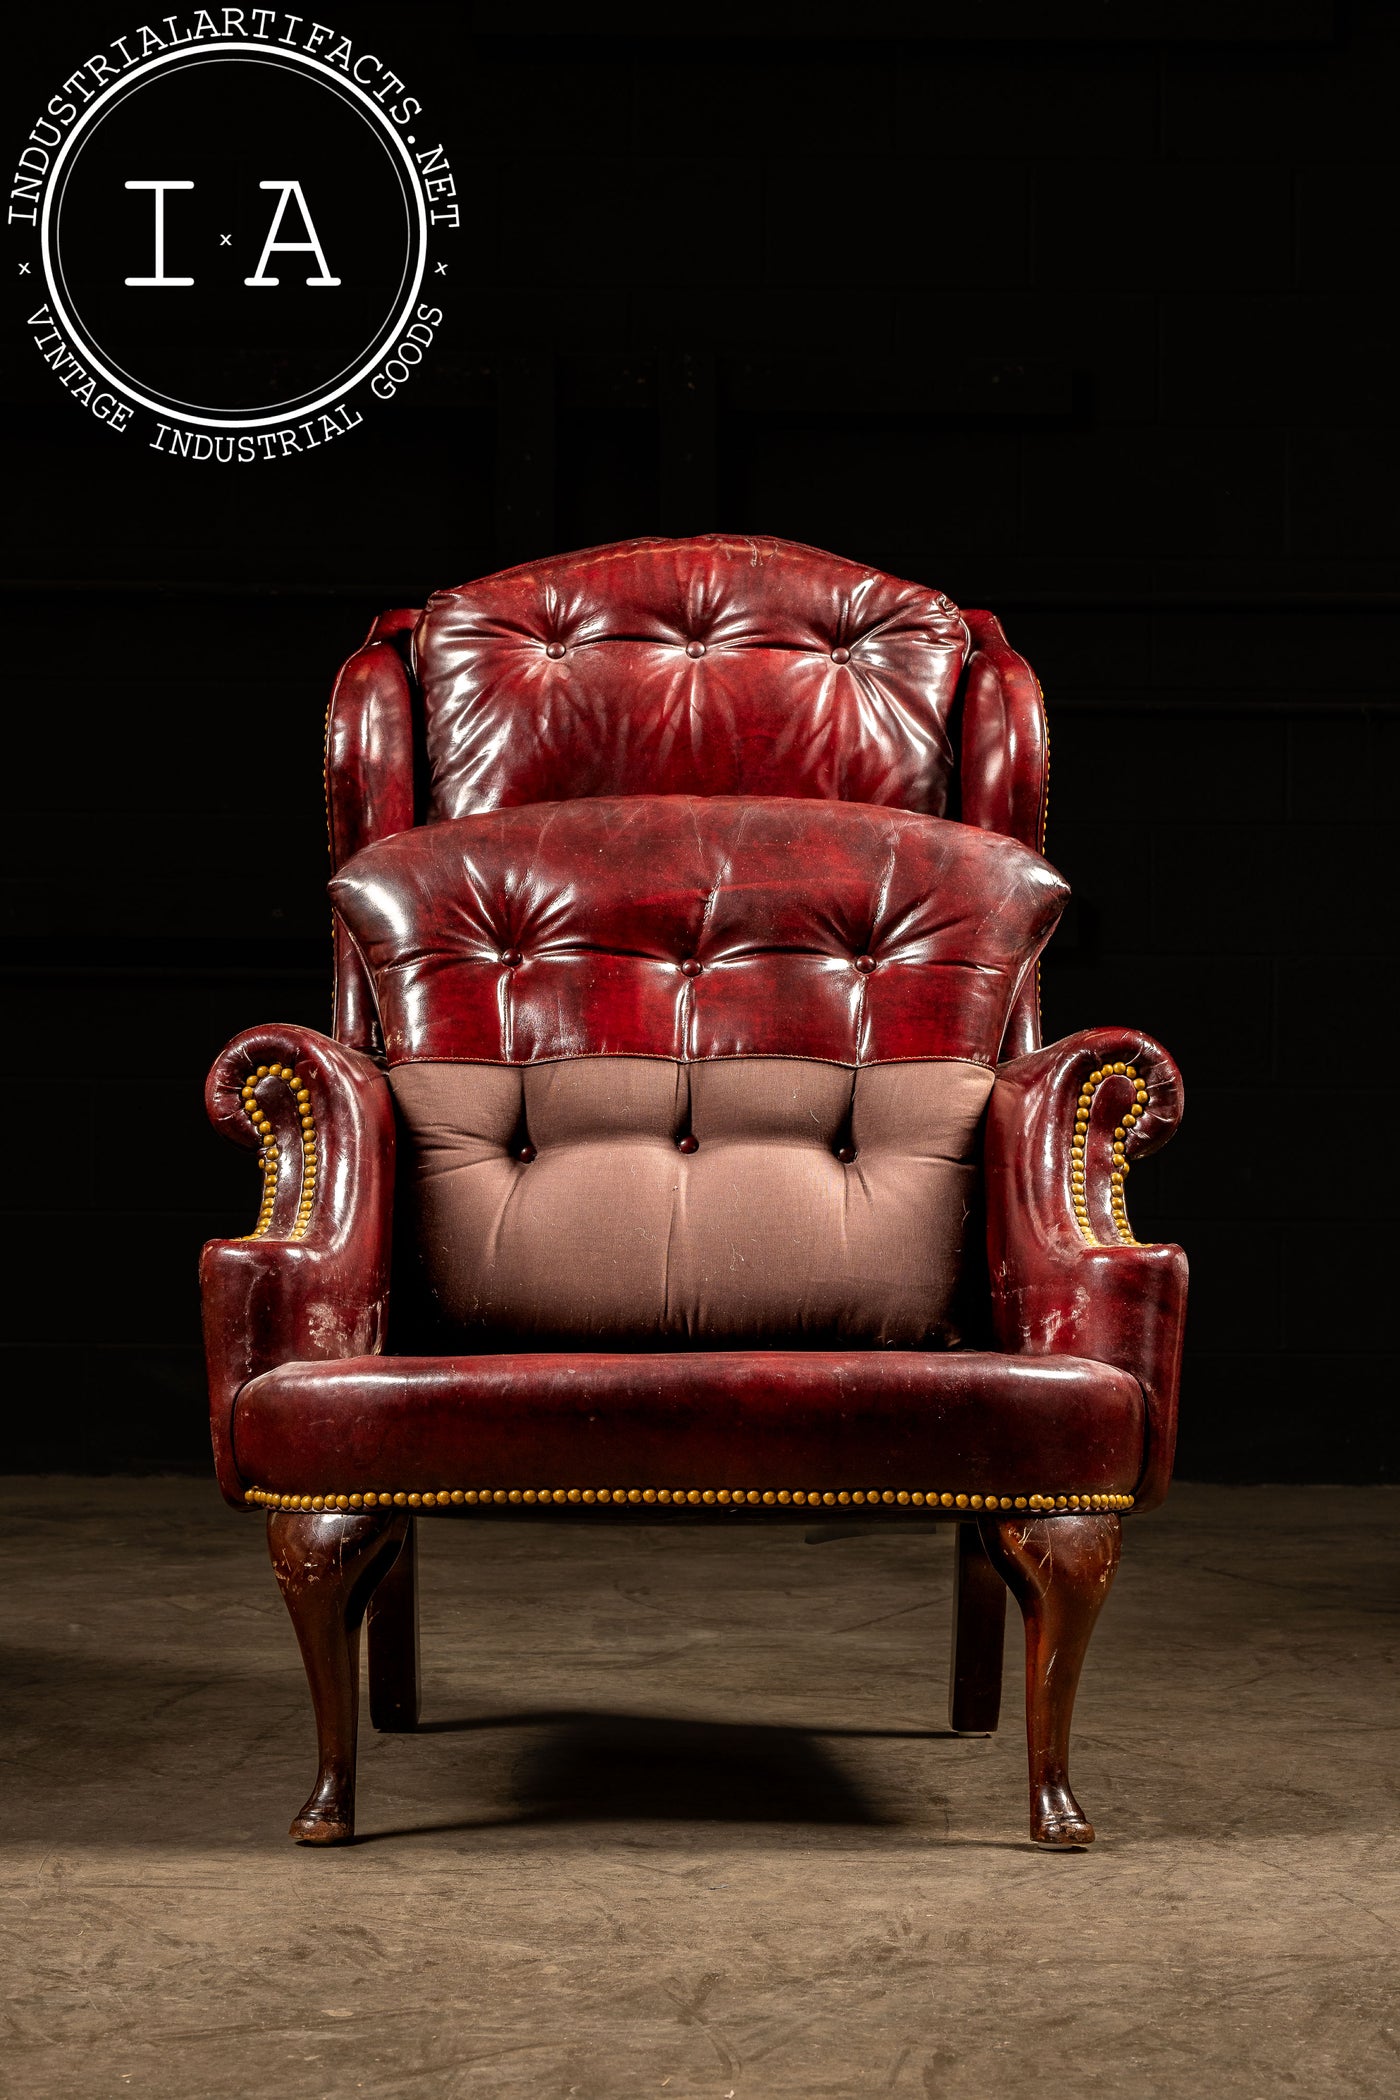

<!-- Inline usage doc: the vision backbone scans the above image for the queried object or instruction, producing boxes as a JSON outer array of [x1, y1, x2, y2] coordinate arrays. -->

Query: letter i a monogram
[[244, 181, 341, 287], [124, 180, 195, 285], [123, 180, 341, 289]]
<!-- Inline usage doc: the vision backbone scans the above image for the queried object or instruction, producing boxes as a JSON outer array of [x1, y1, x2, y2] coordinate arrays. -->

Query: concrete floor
[[1, 1481, 1397, 2100]]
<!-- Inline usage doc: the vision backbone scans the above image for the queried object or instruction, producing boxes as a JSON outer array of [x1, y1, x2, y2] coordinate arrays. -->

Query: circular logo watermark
[[10, 13, 457, 460]]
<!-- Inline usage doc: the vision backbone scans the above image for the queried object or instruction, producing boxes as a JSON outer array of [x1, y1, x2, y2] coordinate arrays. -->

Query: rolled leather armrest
[[986, 1026, 1188, 1512], [200, 1024, 396, 1505]]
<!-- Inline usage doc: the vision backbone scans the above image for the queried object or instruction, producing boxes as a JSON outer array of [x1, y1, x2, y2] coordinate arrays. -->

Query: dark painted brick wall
[[4, 5, 1397, 1477]]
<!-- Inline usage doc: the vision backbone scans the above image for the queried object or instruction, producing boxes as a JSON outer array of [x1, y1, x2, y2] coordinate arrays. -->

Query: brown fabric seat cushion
[[392, 1055, 994, 1349], [232, 1349, 1146, 1505]]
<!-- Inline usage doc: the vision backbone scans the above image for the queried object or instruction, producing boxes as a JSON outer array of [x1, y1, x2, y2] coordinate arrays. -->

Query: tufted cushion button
[[500, 949, 523, 968], [680, 958, 703, 977], [836, 1145, 858, 1165], [544, 642, 566, 660], [831, 646, 851, 664], [854, 954, 877, 974], [685, 641, 706, 659], [517, 1142, 537, 1164], [677, 1134, 700, 1155]]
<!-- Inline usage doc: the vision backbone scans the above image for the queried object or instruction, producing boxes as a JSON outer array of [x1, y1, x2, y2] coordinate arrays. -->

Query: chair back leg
[[268, 1508, 410, 1844], [368, 1515, 421, 1731], [948, 1520, 1007, 1733], [978, 1511, 1122, 1847]]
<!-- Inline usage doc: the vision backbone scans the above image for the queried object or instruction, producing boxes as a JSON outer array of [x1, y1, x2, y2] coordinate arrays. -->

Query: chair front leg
[[978, 1511, 1122, 1848], [268, 1508, 410, 1844]]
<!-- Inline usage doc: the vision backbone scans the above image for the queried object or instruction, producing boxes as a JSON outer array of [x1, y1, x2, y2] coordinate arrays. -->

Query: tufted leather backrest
[[412, 534, 969, 821], [332, 794, 1065, 1351], [330, 794, 1067, 1071]]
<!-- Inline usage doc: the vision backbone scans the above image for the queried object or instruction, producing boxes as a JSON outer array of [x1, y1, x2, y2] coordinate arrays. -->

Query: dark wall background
[[4, 3, 1396, 1478]]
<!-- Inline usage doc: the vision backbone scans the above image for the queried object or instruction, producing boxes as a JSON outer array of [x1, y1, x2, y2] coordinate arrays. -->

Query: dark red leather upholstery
[[233, 1350, 1144, 1505], [414, 535, 969, 821], [986, 1028, 1188, 1513], [959, 609, 1048, 1060], [201, 1024, 397, 1503], [330, 794, 1067, 1069], [326, 609, 421, 1049], [959, 611, 1047, 859], [205, 538, 1184, 1523]]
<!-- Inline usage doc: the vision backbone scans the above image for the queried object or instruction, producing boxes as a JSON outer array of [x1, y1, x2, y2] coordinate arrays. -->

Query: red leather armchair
[[201, 535, 1186, 1848]]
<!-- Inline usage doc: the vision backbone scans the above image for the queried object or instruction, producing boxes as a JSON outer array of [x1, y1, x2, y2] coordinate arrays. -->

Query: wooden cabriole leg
[[368, 1515, 421, 1731], [977, 1511, 1122, 1848], [948, 1520, 1007, 1733], [268, 1508, 410, 1845]]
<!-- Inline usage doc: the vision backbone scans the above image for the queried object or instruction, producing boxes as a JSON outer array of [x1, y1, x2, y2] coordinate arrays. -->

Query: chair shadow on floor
[[359, 1709, 969, 1841]]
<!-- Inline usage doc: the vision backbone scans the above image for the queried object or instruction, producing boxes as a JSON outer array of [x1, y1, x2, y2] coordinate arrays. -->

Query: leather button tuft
[[832, 646, 851, 664], [544, 642, 566, 660], [517, 1143, 537, 1164], [677, 1134, 700, 1155], [501, 949, 523, 968], [854, 953, 877, 973], [680, 958, 703, 977], [685, 641, 706, 658], [836, 1145, 858, 1165]]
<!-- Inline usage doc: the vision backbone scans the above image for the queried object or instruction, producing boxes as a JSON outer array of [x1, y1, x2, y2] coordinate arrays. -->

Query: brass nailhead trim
[[245, 1484, 1133, 1515], [239, 1063, 318, 1241], [1071, 1061, 1149, 1248]]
